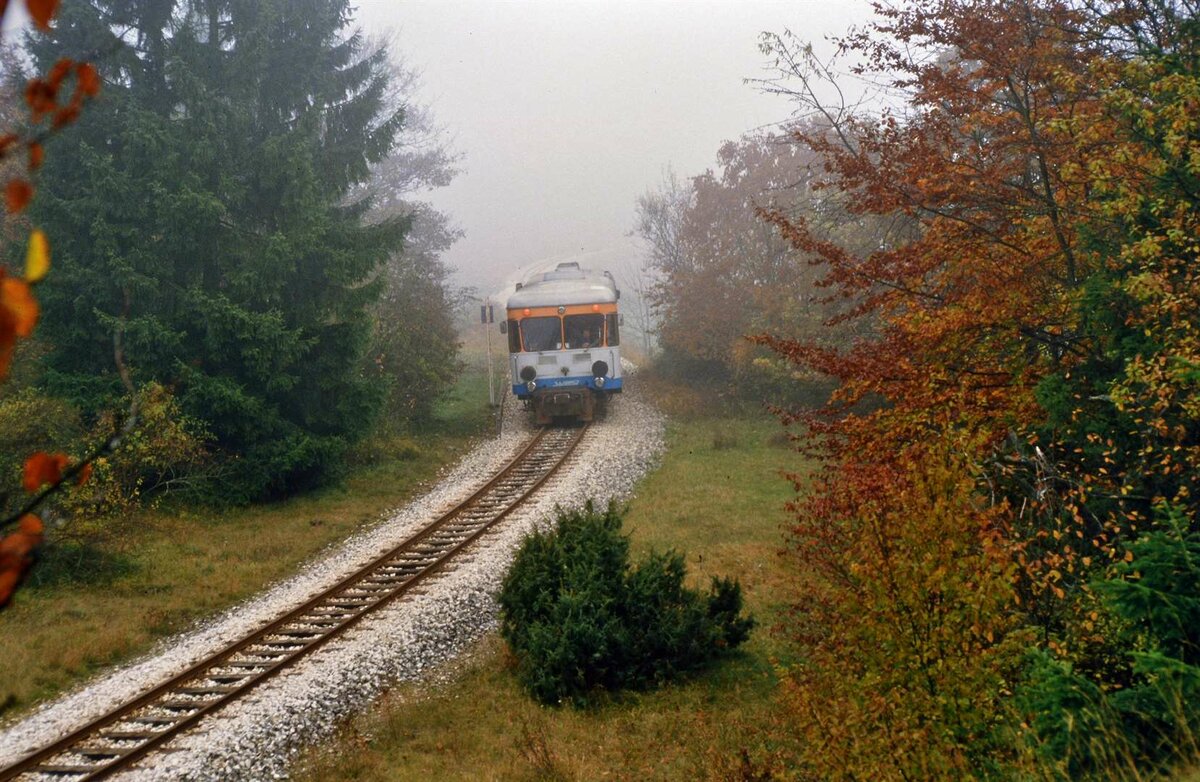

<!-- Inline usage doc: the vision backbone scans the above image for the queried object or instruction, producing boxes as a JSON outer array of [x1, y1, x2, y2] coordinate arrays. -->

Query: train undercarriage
[[526, 388, 608, 425]]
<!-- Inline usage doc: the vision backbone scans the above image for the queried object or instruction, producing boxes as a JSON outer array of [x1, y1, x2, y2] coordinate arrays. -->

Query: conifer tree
[[27, 0, 406, 499]]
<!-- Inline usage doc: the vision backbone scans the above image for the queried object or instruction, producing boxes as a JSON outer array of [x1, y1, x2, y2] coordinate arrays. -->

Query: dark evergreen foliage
[[498, 501, 753, 706], [27, 0, 408, 500]]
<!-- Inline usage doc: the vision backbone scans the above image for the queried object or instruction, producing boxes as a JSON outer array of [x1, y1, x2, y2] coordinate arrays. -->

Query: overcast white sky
[[352, 0, 874, 294]]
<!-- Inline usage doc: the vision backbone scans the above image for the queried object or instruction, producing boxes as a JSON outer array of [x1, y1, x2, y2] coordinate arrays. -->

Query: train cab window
[[520, 316, 562, 352], [506, 320, 521, 353], [564, 314, 604, 349], [606, 313, 620, 346]]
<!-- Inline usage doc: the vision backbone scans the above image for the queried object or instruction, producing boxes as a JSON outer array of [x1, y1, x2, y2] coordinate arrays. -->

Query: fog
[[352, 0, 872, 295]]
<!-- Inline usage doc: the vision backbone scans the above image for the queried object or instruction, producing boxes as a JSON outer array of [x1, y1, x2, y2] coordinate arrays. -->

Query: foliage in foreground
[[498, 501, 753, 706], [755, 0, 1200, 778], [0, 2, 102, 607]]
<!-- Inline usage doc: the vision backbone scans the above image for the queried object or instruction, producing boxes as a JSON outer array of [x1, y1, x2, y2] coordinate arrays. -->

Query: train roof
[[506, 263, 619, 308]]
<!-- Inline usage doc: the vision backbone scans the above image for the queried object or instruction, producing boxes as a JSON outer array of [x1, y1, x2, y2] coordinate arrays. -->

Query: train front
[[502, 264, 622, 424]]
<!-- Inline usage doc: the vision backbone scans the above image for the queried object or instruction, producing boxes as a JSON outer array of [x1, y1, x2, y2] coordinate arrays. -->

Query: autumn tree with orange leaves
[[756, 0, 1200, 777], [634, 129, 887, 407], [0, 0, 101, 607]]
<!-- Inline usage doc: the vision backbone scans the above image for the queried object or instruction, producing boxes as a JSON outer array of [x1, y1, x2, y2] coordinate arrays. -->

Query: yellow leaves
[[25, 229, 50, 283]]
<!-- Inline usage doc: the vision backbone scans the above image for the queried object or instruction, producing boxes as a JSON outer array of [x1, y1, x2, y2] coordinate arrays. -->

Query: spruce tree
[[27, 0, 406, 499]]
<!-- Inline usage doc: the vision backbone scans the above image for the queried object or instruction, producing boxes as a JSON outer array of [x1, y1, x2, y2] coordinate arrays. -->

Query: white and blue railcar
[[500, 262, 622, 423]]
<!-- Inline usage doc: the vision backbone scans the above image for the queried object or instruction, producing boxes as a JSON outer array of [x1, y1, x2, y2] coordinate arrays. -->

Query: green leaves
[[498, 501, 753, 706], [1018, 506, 1200, 776]]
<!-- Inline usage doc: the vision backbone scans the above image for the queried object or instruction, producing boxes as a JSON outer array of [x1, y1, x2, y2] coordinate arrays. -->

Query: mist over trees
[[355, 54, 463, 428], [5, 0, 463, 504], [633, 129, 889, 404]]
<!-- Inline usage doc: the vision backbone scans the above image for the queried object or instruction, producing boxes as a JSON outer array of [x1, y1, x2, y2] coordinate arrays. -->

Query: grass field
[[0, 369, 495, 720], [296, 414, 812, 781]]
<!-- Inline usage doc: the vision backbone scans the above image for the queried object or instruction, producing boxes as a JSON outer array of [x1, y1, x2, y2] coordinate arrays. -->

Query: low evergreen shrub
[[498, 501, 753, 706]]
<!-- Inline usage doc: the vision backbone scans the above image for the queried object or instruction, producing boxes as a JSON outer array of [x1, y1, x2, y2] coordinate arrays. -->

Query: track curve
[[0, 424, 587, 781]]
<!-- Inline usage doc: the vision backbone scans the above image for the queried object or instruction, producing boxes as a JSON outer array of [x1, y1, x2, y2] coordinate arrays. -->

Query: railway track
[[0, 424, 588, 781]]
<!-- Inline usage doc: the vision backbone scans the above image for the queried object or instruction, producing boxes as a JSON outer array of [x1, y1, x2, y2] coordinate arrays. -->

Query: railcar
[[500, 262, 622, 423]]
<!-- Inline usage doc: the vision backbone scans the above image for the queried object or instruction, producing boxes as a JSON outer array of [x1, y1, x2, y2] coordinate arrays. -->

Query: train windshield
[[564, 314, 604, 349], [520, 317, 562, 352]]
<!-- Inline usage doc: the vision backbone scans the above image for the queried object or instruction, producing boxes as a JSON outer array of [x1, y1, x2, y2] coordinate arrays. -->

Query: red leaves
[[755, 3, 1148, 775], [25, 0, 60, 30], [25, 58, 99, 127], [5, 178, 32, 212], [0, 515, 43, 608], [1, 270, 40, 334], [23, 451, 69, 493], [0, 0, 81, 611], [19, 451, 92, 494], [0, 451, 92, 606], [51, 103, 79, 130], [77, 63, 101, 97], [24, 77, 56, 122], [0, 268, 39, 377]]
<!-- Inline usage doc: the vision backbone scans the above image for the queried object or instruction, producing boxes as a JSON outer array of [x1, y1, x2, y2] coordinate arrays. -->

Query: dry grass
[[296, 415, 811, 781], [0, 371, 495, 720]]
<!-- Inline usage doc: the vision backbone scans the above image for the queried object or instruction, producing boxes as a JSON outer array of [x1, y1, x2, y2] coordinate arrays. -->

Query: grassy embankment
[[297, 413, 810, 781], [0, 369, 496, 720]]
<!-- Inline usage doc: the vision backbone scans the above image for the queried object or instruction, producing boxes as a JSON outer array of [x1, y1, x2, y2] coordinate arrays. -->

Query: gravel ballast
[[0, 372, 664, 781]]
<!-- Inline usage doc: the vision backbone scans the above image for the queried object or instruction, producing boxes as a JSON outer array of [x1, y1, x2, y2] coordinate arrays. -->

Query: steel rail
[[0, 424, 588, 781]]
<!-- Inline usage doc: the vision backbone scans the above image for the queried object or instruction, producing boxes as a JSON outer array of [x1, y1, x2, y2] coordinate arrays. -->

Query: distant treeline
[[632, 130, 898, 411]]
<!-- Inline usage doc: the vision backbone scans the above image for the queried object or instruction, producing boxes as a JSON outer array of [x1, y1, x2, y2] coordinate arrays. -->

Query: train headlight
[[519, 365, 537, 382], [594, 376, 606, 388], [591, 360, 609, 377], [526, 380, 537, 393]]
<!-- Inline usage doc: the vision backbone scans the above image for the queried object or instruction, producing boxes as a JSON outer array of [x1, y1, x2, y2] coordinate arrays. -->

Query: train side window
[[507, 320, 521, 353], [606, 313, 620, 346], [520, 316, 562, 352]]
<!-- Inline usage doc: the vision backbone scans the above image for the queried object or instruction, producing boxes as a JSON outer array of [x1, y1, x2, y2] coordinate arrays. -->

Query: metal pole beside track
[[483, 298, 496, 407]]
